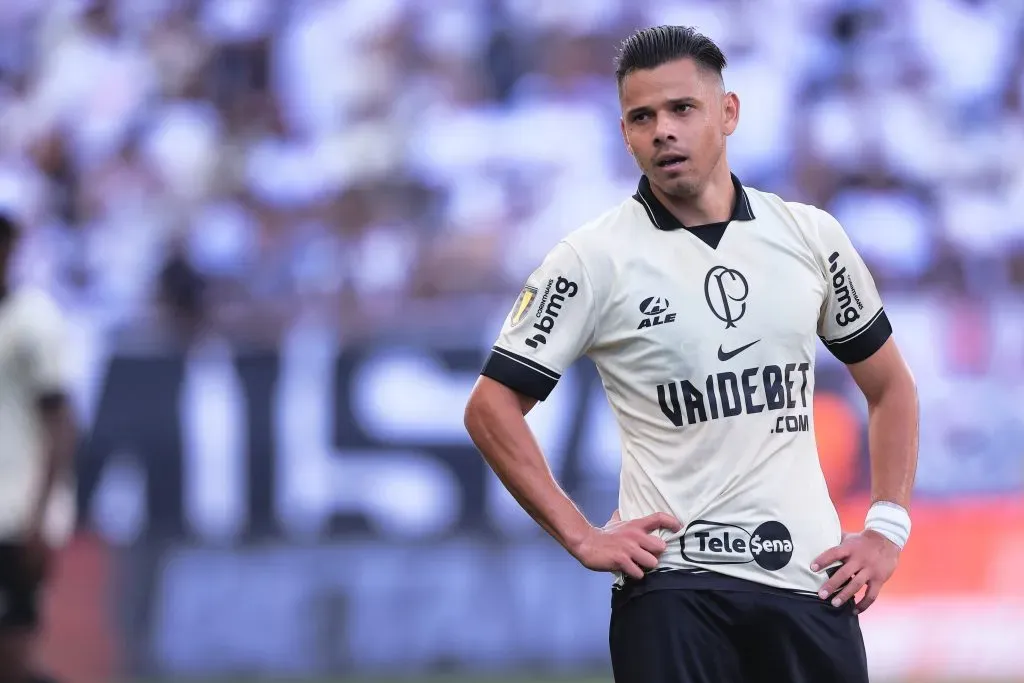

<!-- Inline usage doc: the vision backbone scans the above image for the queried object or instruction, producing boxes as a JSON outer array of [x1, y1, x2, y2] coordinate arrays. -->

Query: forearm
[[465, 382, 592, 553], [866, 376, 918, 510]]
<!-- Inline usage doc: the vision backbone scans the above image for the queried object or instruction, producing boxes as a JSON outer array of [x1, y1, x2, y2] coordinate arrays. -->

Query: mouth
[[656, 154, 688, 170]]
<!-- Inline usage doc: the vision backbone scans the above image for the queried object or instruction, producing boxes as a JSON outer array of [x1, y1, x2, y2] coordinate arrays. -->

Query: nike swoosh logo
[[717, 339, 761, 361]]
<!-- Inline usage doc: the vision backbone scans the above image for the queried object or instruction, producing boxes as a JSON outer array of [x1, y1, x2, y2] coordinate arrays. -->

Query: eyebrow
[[625, 97, 700, 120]]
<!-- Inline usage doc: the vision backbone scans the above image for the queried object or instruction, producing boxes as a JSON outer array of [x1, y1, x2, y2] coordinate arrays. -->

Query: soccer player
[[0, 214, 77, 683], [464, 25, 919, 683]]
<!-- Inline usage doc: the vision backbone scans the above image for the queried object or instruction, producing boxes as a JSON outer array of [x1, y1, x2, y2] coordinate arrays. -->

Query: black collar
[[632, 173, 755, 249]]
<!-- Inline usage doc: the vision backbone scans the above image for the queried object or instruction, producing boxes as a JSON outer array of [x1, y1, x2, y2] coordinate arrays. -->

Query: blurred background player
[[0, 214, 77, 683]]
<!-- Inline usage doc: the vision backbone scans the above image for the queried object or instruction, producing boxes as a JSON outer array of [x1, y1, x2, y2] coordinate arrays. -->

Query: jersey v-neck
[[632, 172, 756, 249]]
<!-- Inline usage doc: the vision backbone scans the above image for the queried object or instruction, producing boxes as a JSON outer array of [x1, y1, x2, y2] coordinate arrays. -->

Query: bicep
[[467, 375, 538, 420], [515, 389, 538, 415], [464, 376, 539, 459], [845, 337, 914, 405]]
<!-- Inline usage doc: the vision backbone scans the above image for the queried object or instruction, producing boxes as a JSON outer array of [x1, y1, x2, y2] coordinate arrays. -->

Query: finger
[[631, 548, 660, 571], [608, 509, 621, 524], [616, 555, 645, 580], [855, 581, 882, 614], [638, 512, 682, 534], [817, 561, 859, 600], [811, 544, 852, 573], [830, 570, 869, 608], [636, 533, 668, 556]]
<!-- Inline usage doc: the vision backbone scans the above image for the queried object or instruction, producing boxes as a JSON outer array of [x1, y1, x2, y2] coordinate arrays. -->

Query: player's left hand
[[810, 529, 900, 614]]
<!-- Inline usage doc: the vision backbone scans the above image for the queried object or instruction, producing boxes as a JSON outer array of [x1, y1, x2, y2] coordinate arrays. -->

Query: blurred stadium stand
[[1, 0, 1023, 681]]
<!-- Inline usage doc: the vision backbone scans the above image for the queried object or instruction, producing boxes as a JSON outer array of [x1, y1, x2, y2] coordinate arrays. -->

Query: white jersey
[[0, 287, 75, 546], [482, 174, 891, 597]]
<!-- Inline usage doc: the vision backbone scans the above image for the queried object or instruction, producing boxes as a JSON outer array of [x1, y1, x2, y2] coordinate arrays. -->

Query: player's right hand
[[571, 509, 682, 580]]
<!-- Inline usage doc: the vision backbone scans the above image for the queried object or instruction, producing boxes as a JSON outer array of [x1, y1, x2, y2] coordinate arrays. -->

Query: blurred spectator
[[157, 231, 208, 343], [0, 0, 1021, 330]]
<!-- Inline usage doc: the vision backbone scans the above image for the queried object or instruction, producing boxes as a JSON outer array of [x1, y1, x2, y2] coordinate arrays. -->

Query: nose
[[653, 114, 677, 146]]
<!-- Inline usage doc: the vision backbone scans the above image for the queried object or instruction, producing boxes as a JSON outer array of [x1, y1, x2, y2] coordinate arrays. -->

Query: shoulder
[[743, 186, 849, 253], [744, 185, 836, 229], [558, 196, 647, 267]]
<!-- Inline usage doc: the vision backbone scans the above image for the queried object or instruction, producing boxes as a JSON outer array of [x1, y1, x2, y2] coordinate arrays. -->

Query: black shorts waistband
[[611, 569, 830, 611]]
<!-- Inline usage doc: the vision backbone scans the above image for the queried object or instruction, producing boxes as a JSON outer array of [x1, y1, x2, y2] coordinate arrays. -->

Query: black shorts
[[0, 543, 43, 630], [610, 571, 870, 683]]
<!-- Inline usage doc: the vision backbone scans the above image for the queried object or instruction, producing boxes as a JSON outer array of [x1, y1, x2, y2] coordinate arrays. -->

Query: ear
[[722, 91, 740, 137]]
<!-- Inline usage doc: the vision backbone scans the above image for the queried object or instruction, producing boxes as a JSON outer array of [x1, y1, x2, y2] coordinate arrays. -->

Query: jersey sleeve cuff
[[821, 309, 892, 364], [481, 346, 561, 401]]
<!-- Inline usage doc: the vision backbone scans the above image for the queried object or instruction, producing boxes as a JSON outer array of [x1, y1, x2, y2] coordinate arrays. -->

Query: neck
[[649, 162, 735, 228]]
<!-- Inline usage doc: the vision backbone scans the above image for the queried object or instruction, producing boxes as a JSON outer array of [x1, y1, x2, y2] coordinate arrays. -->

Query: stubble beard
[[649, 169, 701, 202]]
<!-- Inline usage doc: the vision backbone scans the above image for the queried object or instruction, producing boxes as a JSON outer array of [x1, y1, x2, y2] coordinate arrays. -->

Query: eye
[[632, 112, 650, 123], [674, 103, 693, 114]]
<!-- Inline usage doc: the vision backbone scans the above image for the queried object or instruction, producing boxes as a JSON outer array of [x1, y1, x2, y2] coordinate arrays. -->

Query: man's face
[[619, 58, 739, 199]]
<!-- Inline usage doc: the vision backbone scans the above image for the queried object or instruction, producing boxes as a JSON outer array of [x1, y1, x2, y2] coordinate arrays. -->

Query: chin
[[658, 175, 700, 199]]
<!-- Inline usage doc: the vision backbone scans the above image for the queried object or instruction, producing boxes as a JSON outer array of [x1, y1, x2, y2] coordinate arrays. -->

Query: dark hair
[[615, 26, 727, 88]]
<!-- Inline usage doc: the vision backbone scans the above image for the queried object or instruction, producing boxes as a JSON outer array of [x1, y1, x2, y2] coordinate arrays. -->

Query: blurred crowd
[[0, 0, 1022, 347]]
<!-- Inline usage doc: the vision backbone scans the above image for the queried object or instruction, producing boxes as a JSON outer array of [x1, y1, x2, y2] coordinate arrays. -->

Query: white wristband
[[864, 501, 911, 550]]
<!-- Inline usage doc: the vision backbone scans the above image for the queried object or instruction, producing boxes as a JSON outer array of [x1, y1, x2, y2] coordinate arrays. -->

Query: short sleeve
[[814, 210, 892, 364], [25, 296, 70, 396], [481, 241, 597, 401]]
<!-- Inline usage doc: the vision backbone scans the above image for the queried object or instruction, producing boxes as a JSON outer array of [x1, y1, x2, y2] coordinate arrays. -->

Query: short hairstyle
[[614, 25, 727, 88]]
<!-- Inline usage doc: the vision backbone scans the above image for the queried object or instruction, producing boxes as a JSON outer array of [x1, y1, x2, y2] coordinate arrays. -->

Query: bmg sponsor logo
[[681, 520, 794, 571], [828, 252, 864, 328], [525, 276, 578, 348]]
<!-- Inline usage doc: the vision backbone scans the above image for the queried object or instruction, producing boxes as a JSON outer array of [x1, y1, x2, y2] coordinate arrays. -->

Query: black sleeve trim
[[481, 346, 561, 401], [821, 309, 892, 364]]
